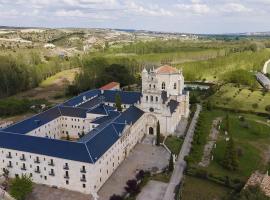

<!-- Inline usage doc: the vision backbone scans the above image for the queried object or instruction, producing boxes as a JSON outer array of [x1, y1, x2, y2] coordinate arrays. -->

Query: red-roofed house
[[100, 82, 120, 91]]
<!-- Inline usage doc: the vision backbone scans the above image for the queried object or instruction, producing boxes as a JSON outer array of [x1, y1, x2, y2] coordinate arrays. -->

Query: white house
[[0, 65, 189, 199]]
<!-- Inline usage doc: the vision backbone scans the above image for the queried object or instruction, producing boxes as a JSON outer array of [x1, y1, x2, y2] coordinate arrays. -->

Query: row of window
[[149, 82, 177, 90], [145, 95, 158, 102]]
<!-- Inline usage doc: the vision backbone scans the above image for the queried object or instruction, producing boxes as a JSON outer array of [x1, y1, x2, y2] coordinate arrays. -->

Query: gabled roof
[[87, 104, 115, 115], [102, 90, 141, 105], [59, 106, 89, 118], [100, 82, 120, 90], [167, 100, 179, 114], [156, 65, 178, 74], [0, 89, 144, 164], [3, 107, 61, 134], [0, 131, 93, 163]]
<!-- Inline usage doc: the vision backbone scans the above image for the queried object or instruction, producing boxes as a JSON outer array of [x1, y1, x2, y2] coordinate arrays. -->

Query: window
[[146, 96, 148, 101], [66, 180, 69, 185], [156, 97, 158, 102], [162, 82, 165, 90], [149, 84, 151, 88], [150, 96, 153, 102], [83, 184, 86, 188], [174, 83, 177, 89]]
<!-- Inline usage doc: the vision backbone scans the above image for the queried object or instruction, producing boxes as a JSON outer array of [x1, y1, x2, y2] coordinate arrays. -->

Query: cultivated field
[[210, 84, 270, 113]]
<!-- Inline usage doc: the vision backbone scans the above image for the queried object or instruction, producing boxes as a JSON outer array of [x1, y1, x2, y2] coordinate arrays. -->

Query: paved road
[[162, 104, 202, 200]]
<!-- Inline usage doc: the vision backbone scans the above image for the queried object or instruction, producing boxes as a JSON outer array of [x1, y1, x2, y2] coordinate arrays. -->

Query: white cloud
[[176, 3, 210, 14], [126, 1, 173, 16], [221, 3, 252, 13], [54, 9, 112, 19]]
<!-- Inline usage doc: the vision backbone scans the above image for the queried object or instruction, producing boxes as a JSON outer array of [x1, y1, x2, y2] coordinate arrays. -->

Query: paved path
[[175, 118, 188, 137], [162, 104, 202, 200], [263, 59, 270, 74]]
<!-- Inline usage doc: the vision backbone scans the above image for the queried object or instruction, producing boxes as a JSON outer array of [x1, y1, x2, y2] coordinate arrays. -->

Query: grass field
[[181, 176, 232, 200], [180, 49, 270, 81], [164, 136, 183, 155], [210, 84, 270, 114], [208, 112, 270, 180], [40, 68, 79, 87], [103, 48, 226, 65]]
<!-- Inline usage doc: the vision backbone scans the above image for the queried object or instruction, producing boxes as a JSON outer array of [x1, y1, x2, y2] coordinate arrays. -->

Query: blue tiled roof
[[102, 90, 141, 105], [114, 106, 144, 125], [3, 107, 61, 134], [59, 106, 89, 118], [87, 104, 115, 116], [0, 131, 93, 163], [62, 89, 100, 107], [0, 88, 145, 164], [91, 111, 120, 125], [167, 100, 179, 114]]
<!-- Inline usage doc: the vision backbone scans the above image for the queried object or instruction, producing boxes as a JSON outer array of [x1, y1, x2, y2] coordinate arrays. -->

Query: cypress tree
[[115, 93, 122, 112], [169, 153, 174, 172], [156, 121, 161, 146]]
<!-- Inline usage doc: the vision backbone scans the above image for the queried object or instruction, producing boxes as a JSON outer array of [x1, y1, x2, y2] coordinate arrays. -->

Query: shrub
[[10, 175, 33, 200], [110, 194, 123, 200], [125, 179, 140, 195]]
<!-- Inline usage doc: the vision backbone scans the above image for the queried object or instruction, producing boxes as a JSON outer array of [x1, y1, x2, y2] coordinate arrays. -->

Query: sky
[[0, 0, 270, 34]]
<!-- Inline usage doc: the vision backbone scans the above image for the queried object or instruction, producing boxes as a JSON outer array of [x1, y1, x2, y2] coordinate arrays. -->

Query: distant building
[[256, 72, 270, 91], [0, 65, 189, 198], [44, 43, 55, 49], [100, 82, 120, 91]]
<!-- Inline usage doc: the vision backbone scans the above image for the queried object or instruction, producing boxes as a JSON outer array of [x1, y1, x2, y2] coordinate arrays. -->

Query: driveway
[[137, 180, 168, 200], [98, 142, 170, 200]]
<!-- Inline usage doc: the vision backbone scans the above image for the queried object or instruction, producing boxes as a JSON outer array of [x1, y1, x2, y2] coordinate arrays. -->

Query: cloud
[[221, 3, 252, 13], [54, 9, 112, 19], [176, 2, 210, 14], [126, 1, 173, 16]]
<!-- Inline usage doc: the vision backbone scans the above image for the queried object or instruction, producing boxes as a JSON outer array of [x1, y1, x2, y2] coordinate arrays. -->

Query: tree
[[169, 153, 174, 172], [109, 194, 123, 200], [10, 175, 33, 200], [125, 179, 140, 195], [156, 121, 161, 146], [222, 136, 239, 171], [115, 93, 122, 112], [206, 100, 213, 111]]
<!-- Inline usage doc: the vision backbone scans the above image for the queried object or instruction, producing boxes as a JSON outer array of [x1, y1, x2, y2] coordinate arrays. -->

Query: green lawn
[[165, 136, 183, 155], [39, 68, 79, 87], [181, 176, 232, 200], [207, 112, 270, 180], [210, 84, 270, 114]]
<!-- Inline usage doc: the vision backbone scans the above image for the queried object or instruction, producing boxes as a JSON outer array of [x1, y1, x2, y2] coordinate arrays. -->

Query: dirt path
[[199, 117, 222, 167]]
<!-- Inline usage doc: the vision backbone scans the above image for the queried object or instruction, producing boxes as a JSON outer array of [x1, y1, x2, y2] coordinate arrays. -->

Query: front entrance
[[149, 127, 154, 135]]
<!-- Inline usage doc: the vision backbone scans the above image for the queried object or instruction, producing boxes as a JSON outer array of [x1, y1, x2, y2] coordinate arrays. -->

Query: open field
[[14, 68, 79, 103], [210, 84, 270, 113], [180, 49, 270, 81], [181, 175, 231, 200]]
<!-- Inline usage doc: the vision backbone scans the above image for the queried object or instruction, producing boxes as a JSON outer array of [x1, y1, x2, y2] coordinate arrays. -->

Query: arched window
[[162, 82, 165, 90], [150, 96, 153, 102], [174, 83, 177, 89], [153, 85, 156, 89], [149, 84, 151, 88], [146, 96, 148, 101], [156, 97, 158, 102]]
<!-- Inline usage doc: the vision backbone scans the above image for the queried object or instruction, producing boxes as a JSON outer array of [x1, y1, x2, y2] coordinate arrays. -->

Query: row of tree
[[67, 57, 140, 95], [0, 51, 79, 98]]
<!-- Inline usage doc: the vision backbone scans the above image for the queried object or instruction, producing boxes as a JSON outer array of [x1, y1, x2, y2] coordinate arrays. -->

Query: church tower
[[139, 65, 189, 135]]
